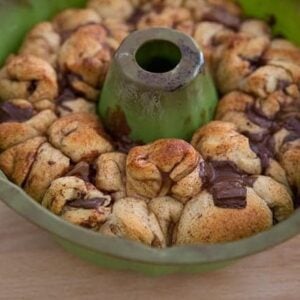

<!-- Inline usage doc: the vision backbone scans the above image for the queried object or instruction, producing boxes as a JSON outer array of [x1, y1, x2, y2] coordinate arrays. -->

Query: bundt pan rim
[[0, 0, 300, 274]]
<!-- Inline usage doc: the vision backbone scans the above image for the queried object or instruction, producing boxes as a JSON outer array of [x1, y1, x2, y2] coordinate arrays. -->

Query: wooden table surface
[[0, 201, 299, 300]]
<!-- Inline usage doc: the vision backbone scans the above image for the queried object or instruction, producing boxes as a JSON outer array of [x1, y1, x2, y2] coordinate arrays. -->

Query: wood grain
[[0, 201, 299, 300]]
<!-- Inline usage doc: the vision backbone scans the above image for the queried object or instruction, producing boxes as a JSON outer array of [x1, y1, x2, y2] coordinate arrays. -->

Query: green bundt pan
[[1, 0, 300, 276]]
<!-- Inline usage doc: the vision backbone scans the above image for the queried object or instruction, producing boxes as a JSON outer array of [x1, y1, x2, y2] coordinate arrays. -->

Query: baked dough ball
[[184, 0, 242, 28], [175, 174, 293, 244], [100, 197, 166, 247], [216, 34, 300, 97], [0, 100, 57, 151], [52, 8, 102, 34], [0, 55, 58, 104], [126, 139, 203, 203], [19, 22, 61, 67], [216, 88, 300, 189], [264, 39, 300, 84], [191, 121, 261, 174], [48, 113, 113, 163], [129, 0, 184, 9], [95, 152, 127, 200], [216, 35, 270, 94], [148, 196, 183, 245], [278, 140, 300, 202], [193, 21, 234, 69], [175, 189, 273, 244], [0, 137, 46, 186], [56, 96, 96, 117], [240, 19, 271, 39], [252, 176, 294, 222], [216, 91, 276, 132], [102, 18, 131, 49], [43, 176, 111, 229], [58, 24, 113, 101], [137, 7, 194, 36], [87, 0, 134, 21], [24, 142, 70, 201]]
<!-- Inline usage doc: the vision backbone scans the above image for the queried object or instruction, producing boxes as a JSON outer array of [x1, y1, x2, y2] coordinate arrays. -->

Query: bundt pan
[[0, 0, 300, 276]]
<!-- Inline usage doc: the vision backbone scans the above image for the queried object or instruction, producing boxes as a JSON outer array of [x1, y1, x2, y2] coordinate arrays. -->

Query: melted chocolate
[[68, 197, 107, 209], [246, 105, 275, 130], [202, 6, 241, 30], [244, 101, 300, 170], [0, 102, 34, 123], [246, 132, 275, 171], [199, 160, 256, 209]]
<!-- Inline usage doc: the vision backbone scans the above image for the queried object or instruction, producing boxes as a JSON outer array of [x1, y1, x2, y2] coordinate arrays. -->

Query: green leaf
[[236, 0, 300, 46]]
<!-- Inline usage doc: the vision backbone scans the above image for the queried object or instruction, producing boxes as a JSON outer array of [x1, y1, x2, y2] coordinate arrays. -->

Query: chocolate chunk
[[68, 197, 107, 209], [0, 102, 34, 123], [211, 181, 247, 209], [199, 160, 255, 209], [202, 6, 241, 30]]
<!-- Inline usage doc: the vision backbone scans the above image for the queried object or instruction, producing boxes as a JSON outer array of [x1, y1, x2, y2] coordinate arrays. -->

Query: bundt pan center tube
[[99, 28, 218, 143]]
